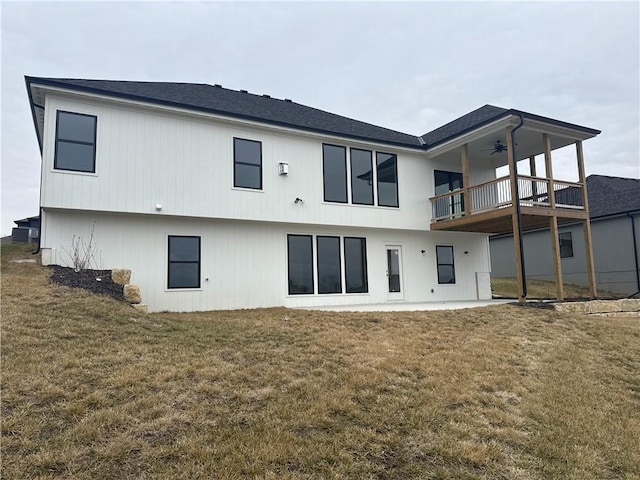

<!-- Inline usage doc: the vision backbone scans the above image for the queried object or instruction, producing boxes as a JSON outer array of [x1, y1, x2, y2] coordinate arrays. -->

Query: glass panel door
[[386, 246, 403, 300]]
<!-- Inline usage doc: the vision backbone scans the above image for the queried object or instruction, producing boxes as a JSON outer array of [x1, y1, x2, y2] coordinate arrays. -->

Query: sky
[[1, 1, 639, 236]]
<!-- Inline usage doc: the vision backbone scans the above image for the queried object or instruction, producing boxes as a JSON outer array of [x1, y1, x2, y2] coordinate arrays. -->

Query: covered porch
[[423, 106, 600, 302]]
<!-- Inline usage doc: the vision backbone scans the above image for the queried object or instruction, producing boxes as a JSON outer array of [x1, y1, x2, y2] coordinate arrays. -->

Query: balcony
[[430, 175, 588, 234]]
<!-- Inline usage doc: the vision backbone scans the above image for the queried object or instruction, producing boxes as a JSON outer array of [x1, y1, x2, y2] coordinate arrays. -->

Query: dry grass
[[2, 243, 640, 479], [491, 277, 622, 300]]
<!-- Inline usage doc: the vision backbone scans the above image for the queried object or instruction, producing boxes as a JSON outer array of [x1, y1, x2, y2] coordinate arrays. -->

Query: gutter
[[511, 114, 527, 300]]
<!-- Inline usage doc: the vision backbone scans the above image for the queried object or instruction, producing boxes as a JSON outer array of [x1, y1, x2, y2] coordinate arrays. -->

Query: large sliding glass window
[[344, 237, 368, 293], [288, 235, 314, 294], [323, 144, 347, 203], [434, 170, 463, 217], [376, 152, 398, 207], [317, 236, 342, 294], [436, 245, 455, 284], [234, 138, 262, 189], [54, 111, 97, 173], [350, 148, 374, 205], [287, 234, 368, 295], [168, 236, 201, 289]]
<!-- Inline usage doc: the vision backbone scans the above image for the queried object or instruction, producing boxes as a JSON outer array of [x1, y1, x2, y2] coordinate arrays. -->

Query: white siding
[[40, 92, 447, 231], [41, 209, 491, 312]]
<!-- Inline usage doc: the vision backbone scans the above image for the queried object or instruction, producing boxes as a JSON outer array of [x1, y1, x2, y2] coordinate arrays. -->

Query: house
[[490, 175, 640, 296], [25, 76, 600, 312], [11, 215, 40, 243]]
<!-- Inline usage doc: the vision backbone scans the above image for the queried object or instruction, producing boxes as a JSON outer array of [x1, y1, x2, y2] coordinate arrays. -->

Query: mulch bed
[[49, 265, 125, 301]]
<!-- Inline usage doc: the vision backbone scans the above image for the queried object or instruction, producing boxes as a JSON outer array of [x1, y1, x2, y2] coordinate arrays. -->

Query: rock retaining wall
[[552, 299, 640, 315]]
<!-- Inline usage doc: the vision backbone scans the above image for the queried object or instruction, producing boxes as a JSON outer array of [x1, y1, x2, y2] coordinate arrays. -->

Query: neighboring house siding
[[40, 93, 494, 231], [490, 213, 640, 295], [41, 209, 492, 312]]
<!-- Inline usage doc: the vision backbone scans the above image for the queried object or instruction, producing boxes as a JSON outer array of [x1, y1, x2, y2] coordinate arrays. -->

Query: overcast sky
[[2, 1, 638, 236]]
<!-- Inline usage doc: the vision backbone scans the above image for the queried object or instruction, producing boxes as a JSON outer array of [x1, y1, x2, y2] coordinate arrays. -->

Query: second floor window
[[54, 111, 97, 173], [323, 144, 348, 203], [323, 144, 399, 208], [234, 138, 262, 189]]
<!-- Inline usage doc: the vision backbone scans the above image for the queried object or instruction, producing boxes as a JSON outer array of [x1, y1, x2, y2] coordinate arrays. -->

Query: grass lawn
[[2, 243, 640, 479]]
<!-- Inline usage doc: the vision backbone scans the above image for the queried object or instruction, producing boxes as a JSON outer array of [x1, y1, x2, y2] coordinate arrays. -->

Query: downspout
[[511, 114, 527, 299], [32, 206, 42, 255], [627, 212, 640, 297]]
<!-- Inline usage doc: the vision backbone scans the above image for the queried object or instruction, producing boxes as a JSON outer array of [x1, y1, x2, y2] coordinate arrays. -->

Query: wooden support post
[[576, 141, 597, 298], [529, 156, 538, 202], [461, 143, 470, 216], [543, 134, 554, 207], [506, 126, 525, 303], [549, 216, 564, 300]]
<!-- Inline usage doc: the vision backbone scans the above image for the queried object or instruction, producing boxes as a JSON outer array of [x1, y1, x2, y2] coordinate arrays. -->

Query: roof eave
[[424, 108, 601, 153], [25, 77, 425, 151]]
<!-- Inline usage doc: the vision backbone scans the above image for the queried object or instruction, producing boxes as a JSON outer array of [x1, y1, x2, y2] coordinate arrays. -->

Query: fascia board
[[30, 83, 426, 155], [522, 117, 599, 141]]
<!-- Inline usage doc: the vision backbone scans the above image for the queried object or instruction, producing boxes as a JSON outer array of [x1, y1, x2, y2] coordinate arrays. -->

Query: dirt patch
[[48, 265, 125, 301]]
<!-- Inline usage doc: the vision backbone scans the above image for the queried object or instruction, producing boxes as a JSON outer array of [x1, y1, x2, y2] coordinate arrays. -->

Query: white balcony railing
[[430, 175, 584, 222]]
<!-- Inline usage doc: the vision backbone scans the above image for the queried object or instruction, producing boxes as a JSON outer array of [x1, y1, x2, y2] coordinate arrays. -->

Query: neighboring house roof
[[25, 77, 423, 149], [587, 175, 640, 218], [14, 216, 40, 227], [420, 104, 600, 148]]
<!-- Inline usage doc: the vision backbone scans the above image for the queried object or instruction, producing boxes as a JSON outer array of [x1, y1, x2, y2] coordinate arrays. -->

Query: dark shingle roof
[[26, 77, 423, 148], [421, 105, 509, 146], [587, 175, 640, 218]]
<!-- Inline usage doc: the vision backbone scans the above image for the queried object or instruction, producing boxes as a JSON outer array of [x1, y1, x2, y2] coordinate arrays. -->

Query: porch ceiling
[[426, 117, 596, 169]]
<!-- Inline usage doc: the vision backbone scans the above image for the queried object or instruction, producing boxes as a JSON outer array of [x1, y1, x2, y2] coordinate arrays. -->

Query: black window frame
[[287, 234, 315, 295], [350, 148, 374, 206], [434, 169, 464, 215], [322, 143, 348, 203], [317, 236, 342, 294], [167, 235, 201, 289], [436, 245, 456, 285], [559, 232, 574, 258], [54, 110, 97, 173], [233, 137, 263, 190], [376, 152, 399, 208], [344, 237, 369, 293]]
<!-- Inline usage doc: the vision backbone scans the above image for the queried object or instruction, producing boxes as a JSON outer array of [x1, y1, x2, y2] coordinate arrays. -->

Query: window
[[344, 237, 368, 293], [317, 236, 342, 294], [168, 236, 201, 289], [234, 138, 262, 189], [54, 111, 97, 173], [323, 144, 348, 203], [376, 152, 398, 207], [436, 245, 455, 284], [559, 232, 574, 258], [288, 235, 314, 294], [323, 144, 399, 207], [350, 148, 374, 205], [287, 234, 368, 295], [434, 170, 463, 217]]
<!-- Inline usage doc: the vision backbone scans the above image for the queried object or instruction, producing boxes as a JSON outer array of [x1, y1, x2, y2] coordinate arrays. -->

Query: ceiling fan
[[482, 140, 509, 155]]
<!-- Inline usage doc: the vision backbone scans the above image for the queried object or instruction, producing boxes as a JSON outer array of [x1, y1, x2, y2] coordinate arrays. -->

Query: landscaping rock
[[111, 269, 131, 285], [132, 303, 148, 313], [123, 284, 141, 304]]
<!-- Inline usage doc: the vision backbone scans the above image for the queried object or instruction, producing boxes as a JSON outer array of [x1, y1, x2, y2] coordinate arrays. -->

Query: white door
[[386, 246, 404, 300]]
